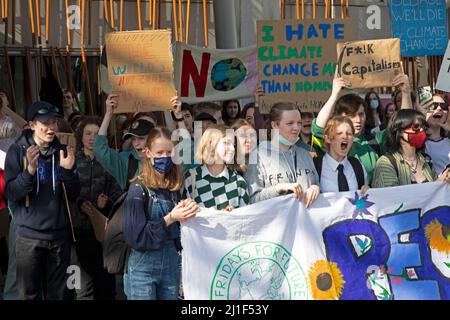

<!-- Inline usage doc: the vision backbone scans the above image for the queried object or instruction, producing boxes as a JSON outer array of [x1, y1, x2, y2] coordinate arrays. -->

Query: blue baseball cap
[[27, 101, 62, 122]]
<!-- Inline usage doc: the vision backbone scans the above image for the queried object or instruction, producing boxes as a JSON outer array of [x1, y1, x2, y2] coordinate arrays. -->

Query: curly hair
[[75, 116, 102, 151]]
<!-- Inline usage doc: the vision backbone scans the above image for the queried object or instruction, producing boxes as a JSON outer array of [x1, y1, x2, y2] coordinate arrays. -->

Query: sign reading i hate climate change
[[257, 19, 353, 113], [337, 38, 402, 89], [389, 0, 448, 57]]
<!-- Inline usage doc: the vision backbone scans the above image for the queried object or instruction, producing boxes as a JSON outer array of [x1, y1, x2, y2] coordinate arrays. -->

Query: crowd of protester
[[0, 69, 449, 300]]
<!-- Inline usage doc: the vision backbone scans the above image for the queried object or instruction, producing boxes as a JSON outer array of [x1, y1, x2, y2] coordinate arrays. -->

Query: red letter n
[[180, 50, 211, 97]]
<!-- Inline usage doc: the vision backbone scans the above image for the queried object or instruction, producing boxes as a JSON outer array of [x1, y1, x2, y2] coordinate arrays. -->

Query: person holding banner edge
[[245, 102, 320, 208]]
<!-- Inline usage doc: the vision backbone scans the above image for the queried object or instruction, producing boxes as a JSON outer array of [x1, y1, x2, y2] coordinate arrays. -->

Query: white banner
[[436, 41, 450, 92], [172, 42, 258, 104], [181, 182, 450, 300]]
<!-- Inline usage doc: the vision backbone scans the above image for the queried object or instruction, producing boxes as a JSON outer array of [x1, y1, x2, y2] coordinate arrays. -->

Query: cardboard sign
[[389, 0, 448, 57], [106, 30, 176, 113], [257, 19, 354, 113], [173, 43, 258, 104], [56, 133, 76, 150], [336, 38, 402, 89], [436, 41, 450, 92]]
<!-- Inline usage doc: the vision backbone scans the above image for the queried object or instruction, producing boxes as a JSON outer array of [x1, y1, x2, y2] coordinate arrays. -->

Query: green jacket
[[372, 152, 437, 188], [93, 135, 141, 190], [311, 119, 386, 184]]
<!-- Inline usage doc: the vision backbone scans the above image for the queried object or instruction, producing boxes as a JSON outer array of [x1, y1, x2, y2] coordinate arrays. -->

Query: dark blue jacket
[[123, 183, 180, 251], [4, 129, 80, 240]]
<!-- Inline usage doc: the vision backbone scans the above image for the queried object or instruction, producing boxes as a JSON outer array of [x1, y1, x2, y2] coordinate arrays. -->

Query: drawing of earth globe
[[211, 58, 247, 91]]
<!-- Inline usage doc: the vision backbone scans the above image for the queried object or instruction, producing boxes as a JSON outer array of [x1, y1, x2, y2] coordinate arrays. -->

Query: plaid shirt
[[183, 165, 249, 210]]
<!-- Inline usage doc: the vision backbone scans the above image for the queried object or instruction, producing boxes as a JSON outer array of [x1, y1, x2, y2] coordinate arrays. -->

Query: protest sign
[[436, 41, 450, 92], [56, 133, 76, 150], [106, 30, 176, 113], [389, 0, 448, 57], [173, 43, 258, 104], [182, 182, 450, 300], [257, 19, 354, 113], [336, 38, 402, 89]]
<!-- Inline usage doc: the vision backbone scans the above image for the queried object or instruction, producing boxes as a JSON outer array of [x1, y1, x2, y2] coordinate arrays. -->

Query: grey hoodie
[[244, 140, 319, 204]]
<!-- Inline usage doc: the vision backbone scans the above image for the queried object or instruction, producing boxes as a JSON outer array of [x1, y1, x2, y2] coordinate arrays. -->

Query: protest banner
[[257, 19, 354, 114], [389, 0, 448, 57], [336, 38, 402, 89], [181, 182, 450, 300], [173, 43, 258, 104], [436, 41, 450, 93], [106, 30, 176, 113]]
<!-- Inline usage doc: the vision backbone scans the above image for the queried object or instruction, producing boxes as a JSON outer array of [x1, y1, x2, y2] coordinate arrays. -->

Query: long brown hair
[[134, 127, 183, 191], [231, 119, 255, 174]]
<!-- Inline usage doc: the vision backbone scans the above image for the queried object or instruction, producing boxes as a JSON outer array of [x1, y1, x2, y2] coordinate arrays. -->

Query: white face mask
[[278, 133, 299, 146]]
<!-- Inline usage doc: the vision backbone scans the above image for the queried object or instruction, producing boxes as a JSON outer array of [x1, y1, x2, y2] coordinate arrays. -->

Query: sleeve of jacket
[[102, 172, 123, 215], [372, 156, 400, 188], [93, 134, 129, 190], [123, 183, 168, 251], [4, 144, 35, 202]]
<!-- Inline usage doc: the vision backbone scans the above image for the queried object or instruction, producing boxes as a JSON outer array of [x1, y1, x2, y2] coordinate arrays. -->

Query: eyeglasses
[[403, 123, 424, 133], [37, 105, 59, 115], [429, 102, 449, 111]]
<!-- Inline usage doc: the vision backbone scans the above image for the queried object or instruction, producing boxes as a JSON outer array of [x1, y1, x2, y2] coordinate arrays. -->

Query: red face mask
[[406, 130, 427, 149]]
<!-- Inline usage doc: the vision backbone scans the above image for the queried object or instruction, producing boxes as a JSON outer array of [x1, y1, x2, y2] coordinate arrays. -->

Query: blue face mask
[[370, 100, 379, 110], [278, 133, 299, 146], [153, 156, 174, 174]]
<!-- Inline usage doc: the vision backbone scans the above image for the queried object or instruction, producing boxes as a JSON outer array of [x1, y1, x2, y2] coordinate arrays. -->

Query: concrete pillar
[[212, 0, 238, 49]]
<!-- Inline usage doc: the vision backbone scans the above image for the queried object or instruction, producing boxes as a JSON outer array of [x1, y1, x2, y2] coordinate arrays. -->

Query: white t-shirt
[[319, 154, 368, 193], [425, 138, 450, 176]]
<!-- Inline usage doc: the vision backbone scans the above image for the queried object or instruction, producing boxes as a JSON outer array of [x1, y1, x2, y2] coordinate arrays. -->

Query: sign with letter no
[[388, 0, 448, 57]]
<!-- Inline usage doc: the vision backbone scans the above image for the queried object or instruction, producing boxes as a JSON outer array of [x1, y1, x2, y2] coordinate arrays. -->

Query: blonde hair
[[323, 116, 355, 151], [195, 125, 230, 165], [134, 127, 183, 191]]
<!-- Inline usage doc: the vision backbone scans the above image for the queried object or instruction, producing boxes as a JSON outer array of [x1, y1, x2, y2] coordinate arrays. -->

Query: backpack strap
[[386, 154, 399, 178], [313, 156, 324, 182], [347, 156, 365, 189], [126, 155, 139, 190]]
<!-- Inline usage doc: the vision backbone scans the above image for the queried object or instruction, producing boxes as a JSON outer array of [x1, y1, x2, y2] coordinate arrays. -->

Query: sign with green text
[[337, 38, 402, 89], [257, 19, 354, 113]]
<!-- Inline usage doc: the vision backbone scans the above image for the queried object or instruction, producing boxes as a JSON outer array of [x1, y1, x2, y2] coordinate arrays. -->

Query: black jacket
[[72, 151, 122, 235], [4, 129, 80, 240]]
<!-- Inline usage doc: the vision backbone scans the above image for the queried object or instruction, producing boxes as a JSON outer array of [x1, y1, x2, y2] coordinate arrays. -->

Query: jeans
[[73, 235, 116, 300], [124, 241, 180, 300], [15, 235, 71, 300]]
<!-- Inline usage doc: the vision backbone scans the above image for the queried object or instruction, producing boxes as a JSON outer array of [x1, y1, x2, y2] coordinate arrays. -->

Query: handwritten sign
[[337, 38, 402, 89], [56, 133, 76, 150], [436, 41, 450, 92], [389, 0, 448, 57], [106, 30, 176, 113], [257, 19, 353, 113]]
